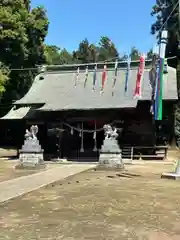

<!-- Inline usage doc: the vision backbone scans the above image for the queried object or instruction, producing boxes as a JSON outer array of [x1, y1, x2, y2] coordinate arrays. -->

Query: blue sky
[[31, 0, 157, 55]]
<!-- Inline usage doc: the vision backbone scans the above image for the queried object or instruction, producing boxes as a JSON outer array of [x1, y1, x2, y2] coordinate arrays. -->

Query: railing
[[122, 145, 168, 161]]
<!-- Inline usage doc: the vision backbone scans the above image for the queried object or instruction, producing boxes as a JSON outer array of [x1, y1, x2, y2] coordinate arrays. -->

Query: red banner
[[133, 55, 145, 98]]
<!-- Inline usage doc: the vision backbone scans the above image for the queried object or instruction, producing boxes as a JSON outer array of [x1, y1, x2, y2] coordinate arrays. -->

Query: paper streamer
[[133, 54, 145, 98], [112, 60, 118, 96]]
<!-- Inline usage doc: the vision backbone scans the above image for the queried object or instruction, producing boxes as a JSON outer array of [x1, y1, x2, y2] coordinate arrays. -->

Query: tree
[[0, 64, 9, 97], [59, 48, 74, 64], [130, 47, 140, 61], [151, 0, 178, 67], [72, 39, 98, 63], [0, 0, 49, 103], [44, 45, 61, 64], [98, 36, 119, 61], [147, 49, 153, 60]]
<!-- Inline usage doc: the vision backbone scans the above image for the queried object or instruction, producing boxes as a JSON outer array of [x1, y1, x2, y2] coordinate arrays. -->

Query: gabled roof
[[15, 65, 177, 111], [1, 107, 31, 119]]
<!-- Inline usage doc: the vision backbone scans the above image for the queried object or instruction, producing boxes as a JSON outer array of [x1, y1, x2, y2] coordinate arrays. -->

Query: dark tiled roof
[[15, 66, 177, 111]]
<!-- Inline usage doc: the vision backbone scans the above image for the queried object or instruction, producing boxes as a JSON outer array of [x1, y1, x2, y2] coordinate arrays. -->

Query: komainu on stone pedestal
[[98, 125, 124, 170], [16, 125, 45, 169]]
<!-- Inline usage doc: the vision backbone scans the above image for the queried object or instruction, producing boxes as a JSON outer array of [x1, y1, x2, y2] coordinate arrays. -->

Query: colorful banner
[[112, 60, 118, 96], [100, 63, 107, 94], [124, 57, 131, 93], [133, 54, 145, 98], [154, 58, 160, 119], [74, 67, 80, 87], [155, 30, 168, 120], [92, 64, 97, 91], [84, 66, 88, 88]]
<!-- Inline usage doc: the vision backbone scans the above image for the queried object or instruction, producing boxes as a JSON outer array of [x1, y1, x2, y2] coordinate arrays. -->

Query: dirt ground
[[0, 161, 180, 239], [0, 160, 41, 182], [0, 160, 60, 182]]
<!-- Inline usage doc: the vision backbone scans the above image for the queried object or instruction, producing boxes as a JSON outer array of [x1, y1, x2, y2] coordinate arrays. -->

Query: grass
[[0, 161, 180, 239]]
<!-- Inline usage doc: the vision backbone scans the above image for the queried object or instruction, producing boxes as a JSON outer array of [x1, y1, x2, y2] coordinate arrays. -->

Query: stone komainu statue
[[24, 125, 38, 140], [103, 124, 118, 140]]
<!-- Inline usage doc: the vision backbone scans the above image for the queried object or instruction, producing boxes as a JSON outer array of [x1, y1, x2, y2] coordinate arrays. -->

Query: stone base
[[18, 152, 45, 169], [99, 153, 124, 170], [101, 138, 121, 153], [161, 172, 180, 180], [15, 163, 46, 170]]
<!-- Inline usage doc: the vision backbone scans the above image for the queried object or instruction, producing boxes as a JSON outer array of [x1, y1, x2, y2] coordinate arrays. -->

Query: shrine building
[[0, 62, 178, 161]]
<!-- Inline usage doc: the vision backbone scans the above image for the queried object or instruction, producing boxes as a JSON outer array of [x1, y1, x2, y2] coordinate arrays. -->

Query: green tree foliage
[[0, 0, 154, 108], [98, 36, 119, 61], [130, 47, 140, 61], [44, 45, 61, 64], [0, 0, 48, 103], [72, 39, 99, 63], [0, 64, 9, 97], [151, 0, 178, 67]]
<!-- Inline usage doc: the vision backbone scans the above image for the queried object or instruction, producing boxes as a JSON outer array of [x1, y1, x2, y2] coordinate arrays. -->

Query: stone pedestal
[[98, 138, 124, 170], [161, 159, 180, 180], [16, 139, 45, 169]]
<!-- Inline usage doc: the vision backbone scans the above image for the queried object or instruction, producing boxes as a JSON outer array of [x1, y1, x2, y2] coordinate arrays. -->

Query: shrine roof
[[14, 64, 178, 111]]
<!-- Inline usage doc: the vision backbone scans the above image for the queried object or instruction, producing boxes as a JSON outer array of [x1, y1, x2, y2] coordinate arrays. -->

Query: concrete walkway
[[0, 164, 96, 203]]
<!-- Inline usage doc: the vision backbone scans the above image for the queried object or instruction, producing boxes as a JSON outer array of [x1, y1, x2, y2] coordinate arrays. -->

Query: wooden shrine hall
[[0, 61, 178, 161]]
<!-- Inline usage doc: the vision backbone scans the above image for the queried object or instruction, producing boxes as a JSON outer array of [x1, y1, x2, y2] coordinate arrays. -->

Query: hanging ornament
[[77, 124, 81, 136], [84, 66, 89, 88], [93, 121, 97, 152], [92, 64, 97, 91], [80, 123, 84, 152], [124, 57, 131, 93], [74, 67, 80, 87], [100, 63, 107, 94], [93, 131, 96, 139], [112, 60, 118, 96], [70, 127, 74, 135], [133, 54, 145, 99]]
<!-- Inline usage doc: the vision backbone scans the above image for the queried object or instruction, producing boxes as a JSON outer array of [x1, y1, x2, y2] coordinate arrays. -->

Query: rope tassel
[[93, 121, 97, 152], [80, 123, 84, 152]]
